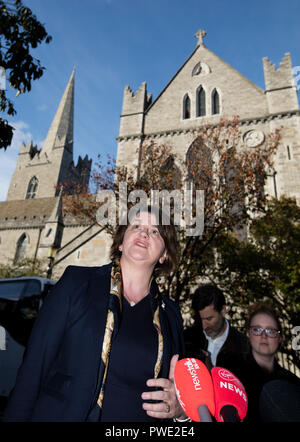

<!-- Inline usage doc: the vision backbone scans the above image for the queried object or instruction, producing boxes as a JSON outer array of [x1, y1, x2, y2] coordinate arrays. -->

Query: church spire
[[41, 69, 75, 155]]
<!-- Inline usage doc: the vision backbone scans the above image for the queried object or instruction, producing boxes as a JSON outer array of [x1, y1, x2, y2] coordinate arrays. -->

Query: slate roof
[[0, 196, 91, 229]]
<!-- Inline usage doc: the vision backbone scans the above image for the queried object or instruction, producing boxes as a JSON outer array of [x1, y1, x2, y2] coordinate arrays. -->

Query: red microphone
[[174, 358, 215, 422], [211, 367, 248, 422]]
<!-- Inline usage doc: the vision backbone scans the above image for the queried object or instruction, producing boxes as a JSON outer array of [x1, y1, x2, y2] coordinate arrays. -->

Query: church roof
[[0, 197, 57, 221], [0, 195, 90, 229]]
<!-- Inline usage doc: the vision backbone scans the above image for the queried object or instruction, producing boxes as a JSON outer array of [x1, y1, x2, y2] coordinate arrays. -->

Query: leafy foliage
[[209, 196, 300, 369], [0, 0, 52, 149], [0, 257, 47, 278]]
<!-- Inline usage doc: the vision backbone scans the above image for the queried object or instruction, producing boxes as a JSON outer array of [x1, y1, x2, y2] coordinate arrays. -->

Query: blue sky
[[1, 0, 300, 200]]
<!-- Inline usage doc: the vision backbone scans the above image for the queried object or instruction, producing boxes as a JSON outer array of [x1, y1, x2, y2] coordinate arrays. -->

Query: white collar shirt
[[204, 319, 229, 366]]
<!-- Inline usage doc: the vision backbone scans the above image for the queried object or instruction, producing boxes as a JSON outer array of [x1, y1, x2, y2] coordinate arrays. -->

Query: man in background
[[184, 284, 248, 368]]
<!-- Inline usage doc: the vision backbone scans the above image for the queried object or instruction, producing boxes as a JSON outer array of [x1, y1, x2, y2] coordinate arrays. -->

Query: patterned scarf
[[97, 261, 164, 409]]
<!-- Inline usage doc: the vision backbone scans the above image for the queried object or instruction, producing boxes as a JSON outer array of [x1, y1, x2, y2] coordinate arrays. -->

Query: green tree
[[0, 0, 52, 149], [209, 196, 300, 369]]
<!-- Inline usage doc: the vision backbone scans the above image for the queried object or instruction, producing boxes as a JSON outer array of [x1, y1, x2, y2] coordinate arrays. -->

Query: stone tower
[[0, 70, 111, 279], [6, 70, 92, 201], [263, 53, 299, 114], [117, 82, 152, 177]]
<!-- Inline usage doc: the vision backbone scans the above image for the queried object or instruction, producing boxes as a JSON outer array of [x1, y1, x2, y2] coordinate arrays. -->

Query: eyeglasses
[[249, 326, 280, 338]]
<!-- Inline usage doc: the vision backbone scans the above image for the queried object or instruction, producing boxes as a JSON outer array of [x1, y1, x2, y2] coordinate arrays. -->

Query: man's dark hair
[[192, 284, 226, 313]]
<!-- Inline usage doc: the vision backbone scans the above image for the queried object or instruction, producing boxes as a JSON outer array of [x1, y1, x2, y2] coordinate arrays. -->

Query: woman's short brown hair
[[110, 205, 178, 276]]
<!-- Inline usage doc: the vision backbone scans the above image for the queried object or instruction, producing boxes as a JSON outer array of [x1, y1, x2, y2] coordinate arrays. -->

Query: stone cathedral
[[0, 30, 299, 279], [0, 70, 111, 278]]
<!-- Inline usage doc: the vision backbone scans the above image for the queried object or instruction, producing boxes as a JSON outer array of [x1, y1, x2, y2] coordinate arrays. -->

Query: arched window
[[186, 137, 212, 190], [212, 89, 220, 115], [220, 147, 246, 221], [183, 94, 191, 119], [14, 233, 28, 264], [196, 86, 206, 117], [160, 155, 182, 189], [186, 138, 215, 246], [192, 62, 202, 76], [26, 176, 38, 199]]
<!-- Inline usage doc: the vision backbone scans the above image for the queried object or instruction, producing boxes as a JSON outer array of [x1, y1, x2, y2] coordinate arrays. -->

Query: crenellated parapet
[[119, 82, 152, 137], [73, 154, 92, 190], [263, 53, 299, 113], [19, 140, 41, 161], [263, 53, 294, 90], [121, 82, 152, 115]]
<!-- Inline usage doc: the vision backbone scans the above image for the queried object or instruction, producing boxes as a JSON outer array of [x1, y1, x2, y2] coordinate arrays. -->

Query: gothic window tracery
[[186, 137, 212, 189], [26, 176, 38, 199], [160, 155, 182, 190]]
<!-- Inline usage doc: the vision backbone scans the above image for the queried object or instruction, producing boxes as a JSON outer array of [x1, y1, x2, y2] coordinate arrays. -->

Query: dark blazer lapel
[[159, 304, 173, 379], [88, 264, 112, 349], [83, 265, 112, 419]]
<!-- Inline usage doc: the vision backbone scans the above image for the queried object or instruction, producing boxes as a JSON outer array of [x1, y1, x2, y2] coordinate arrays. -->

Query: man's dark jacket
[[183, 322, 249, 367], [3, 263, 184, 422]]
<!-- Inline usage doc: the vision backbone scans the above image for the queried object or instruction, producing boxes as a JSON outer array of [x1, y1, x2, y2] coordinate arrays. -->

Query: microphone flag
[[174, 358, 215, 422], [211, 367, 248, 422]]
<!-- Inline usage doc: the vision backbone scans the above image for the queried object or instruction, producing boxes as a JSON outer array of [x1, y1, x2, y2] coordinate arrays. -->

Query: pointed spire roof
[[41, 69, 75, 155]]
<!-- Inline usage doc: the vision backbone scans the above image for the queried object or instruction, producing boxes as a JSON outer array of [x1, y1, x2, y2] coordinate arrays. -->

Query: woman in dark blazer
[[3, 206, 186, 422]]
